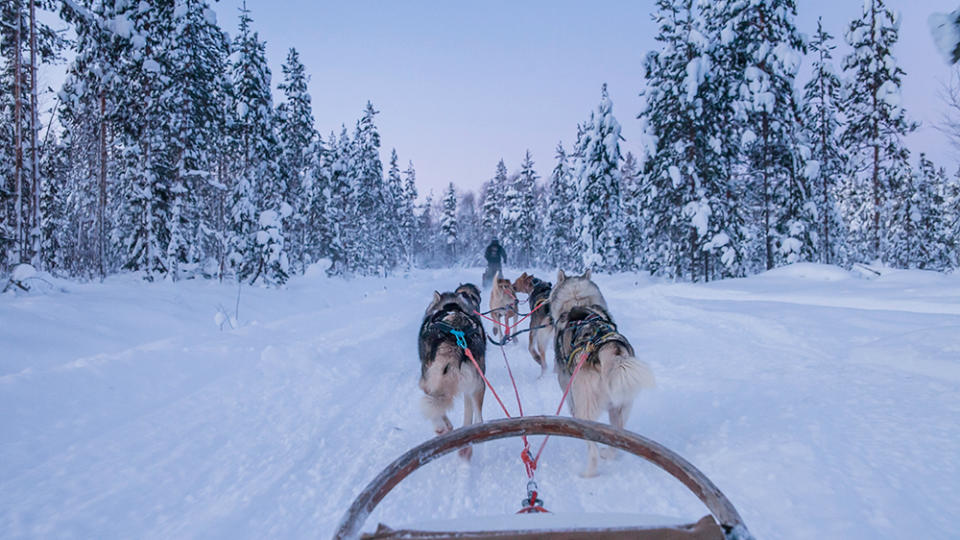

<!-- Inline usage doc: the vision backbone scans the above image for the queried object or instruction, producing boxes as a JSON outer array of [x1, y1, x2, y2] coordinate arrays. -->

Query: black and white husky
[[417, 284, 487, 459], [549, 269, 655, 477]]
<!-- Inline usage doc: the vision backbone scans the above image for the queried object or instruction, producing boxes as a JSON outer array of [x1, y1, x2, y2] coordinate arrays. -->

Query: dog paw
[[600, 447, 618, 460], [458, 446, 473, 460], [579, 466, 598, 478]]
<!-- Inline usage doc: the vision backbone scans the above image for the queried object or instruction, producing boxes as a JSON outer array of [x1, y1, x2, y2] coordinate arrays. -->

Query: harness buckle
[[449, 329, 468, 349]]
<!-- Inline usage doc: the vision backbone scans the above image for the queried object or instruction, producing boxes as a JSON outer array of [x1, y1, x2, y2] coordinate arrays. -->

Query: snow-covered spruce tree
[[302, 131, 331, 266], [640, 0, 745, 280], [45, 0, 120, 278], [501, 150, 538, 267], [400, 160, 418, 268], [802, 17, 848, 266], [945, 170, 960, 269], [886, 155, 950, 269], [381, 149, 406, 270], [440, 182, 458, 265], [58, 3, 130, 279], [481, 159, 508, 240], [229, 5, 287, 285], [276, 47, 317, 273], [0, 0, 63, 270], [164, 0, 231, 280], [39, 134, 69, 273], [840, 0, 916, 264], [573, 84, 627, 272], [546, 142, 580, 271], [456, 191, 482, 266], [323, 126, 354, 276], [619, 151, 642, 270], [721, 0, 811, 270], [415, 191, 437, 267], [350, 101, 388, 275], [112, 0, 176, 281]]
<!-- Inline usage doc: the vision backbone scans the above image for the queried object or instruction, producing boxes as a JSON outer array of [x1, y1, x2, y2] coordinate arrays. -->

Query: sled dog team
[[418, 270, 655, 477]]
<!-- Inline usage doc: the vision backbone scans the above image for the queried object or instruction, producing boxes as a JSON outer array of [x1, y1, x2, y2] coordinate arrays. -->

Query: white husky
[[549, 269, 655, 477]]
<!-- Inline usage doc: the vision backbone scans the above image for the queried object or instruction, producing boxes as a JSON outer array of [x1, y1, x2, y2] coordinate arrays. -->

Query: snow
[[878, 80, 901, 108], [11, 264, 37, 282], [2, 267, 960, 539], [668, 165, 682, 188], [929, 11, 960, 63], [142, 58, 161, 74]]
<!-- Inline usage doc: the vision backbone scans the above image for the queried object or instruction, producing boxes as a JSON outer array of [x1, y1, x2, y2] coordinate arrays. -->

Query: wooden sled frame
[[334, 416, 753, 540]]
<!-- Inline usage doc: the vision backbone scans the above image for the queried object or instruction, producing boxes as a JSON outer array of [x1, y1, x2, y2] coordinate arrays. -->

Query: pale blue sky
[[215, 1, 958, 195]]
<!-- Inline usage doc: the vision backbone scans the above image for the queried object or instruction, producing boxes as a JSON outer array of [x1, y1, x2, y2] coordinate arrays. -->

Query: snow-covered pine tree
[[324, 126, 354, 276], [722, 0, 811, 270], [400, 160, 418, 268], [230, 4, 287, 285], [164, 0, 230, 280], [440, 182, 458, 265], [302, 130, 331, 266], [456, 191, 482, 266], [573, 84, 626, 272], [0, 0, 63, 270], [944, 169, 960, 270], [887, 155, 950, 269], [481, 159, 508, 240], [382, 149, 406, 270], [546, 142, 579, 271], [840, 0, 916, 263], [111, 0, 176, 280], [276, 47, 317, 274], [639, 0, 742, 280], [802, 18, 847, 266], [350, 101, 387, 275], [501, 150, 538, 267], [416, 191, 437, 267], [50, 0, 115, 279], [619, 151, 642, 270], [682, 0, 751, 279], [39, 133, 69, 273]]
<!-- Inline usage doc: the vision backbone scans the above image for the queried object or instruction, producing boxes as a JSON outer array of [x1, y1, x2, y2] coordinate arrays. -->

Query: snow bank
[[759, 262, 857, 282]]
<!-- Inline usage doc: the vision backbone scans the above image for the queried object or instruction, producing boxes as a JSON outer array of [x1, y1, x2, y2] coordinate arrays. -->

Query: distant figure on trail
[[482, 238, 507, 288]]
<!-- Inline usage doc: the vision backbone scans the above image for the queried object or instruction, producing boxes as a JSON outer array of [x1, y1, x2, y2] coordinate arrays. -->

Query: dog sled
[[333, 416, 754, 540]]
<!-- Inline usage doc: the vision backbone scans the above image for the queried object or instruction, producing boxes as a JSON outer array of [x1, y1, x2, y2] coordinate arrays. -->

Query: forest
[[1, 0, 958, 285]]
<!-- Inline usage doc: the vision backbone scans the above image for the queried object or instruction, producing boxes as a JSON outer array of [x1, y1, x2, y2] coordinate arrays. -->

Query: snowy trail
[[2, 264, 959, 539]]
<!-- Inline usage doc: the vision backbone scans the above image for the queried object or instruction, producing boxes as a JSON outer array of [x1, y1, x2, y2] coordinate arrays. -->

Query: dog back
[[419, 292, 486, 373], [554, 304, 632, 374]]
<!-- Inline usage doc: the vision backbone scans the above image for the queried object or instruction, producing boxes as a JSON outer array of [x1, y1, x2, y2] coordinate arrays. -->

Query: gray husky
[[417, 284, 487, 459], [549, 269, 655, 477]]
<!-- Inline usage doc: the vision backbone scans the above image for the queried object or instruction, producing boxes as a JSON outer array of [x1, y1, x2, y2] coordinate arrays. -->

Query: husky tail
[[600, 345, 655, 406]]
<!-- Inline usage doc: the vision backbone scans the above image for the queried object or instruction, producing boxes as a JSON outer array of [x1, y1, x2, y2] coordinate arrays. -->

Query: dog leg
[[528, 332, 544, 374], [570, 371, 603, 477], [433, 415, 453, 436], [473, 383, 485, 424], [459, 397, 474, 460], [601, 405, 629, 460], [492, 312, 500, 337]]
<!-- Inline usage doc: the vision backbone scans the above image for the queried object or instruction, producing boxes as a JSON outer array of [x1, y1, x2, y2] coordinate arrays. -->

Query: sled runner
[[334, 416, 753, 540]]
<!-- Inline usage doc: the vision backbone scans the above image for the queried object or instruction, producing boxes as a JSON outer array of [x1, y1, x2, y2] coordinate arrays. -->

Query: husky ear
[[433, 290, 441, 303], [556, 269, 566, 284], [584, 269, 591, 280]]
